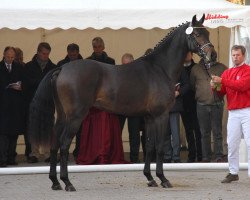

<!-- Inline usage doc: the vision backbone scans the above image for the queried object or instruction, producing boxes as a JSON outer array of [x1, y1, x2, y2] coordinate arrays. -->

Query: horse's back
[[55, 59, 174, 117]]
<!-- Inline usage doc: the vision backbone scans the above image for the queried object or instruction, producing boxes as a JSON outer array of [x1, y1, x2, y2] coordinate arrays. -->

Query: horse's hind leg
[[155, 114, 173, 188], [60, 147, 73, 191], [144, 146, 158, 187], [143, 120, 158, 187], [155, 147, 172, 188], [50, 149, 61, 190], [59, 114, 84, 191], [49, 119, 63, 190]]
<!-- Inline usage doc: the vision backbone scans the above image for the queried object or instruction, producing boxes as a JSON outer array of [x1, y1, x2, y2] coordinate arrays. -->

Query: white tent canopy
[[1, 0, 250, 30], [1, 0, 248, 157]]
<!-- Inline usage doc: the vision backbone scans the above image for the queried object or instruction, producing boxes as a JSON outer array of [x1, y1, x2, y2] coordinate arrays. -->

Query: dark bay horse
[[29, 14, 216, 191]]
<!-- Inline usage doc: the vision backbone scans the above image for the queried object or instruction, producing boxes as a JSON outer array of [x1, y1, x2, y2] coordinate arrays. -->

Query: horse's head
[[186, 14, 217, 68]]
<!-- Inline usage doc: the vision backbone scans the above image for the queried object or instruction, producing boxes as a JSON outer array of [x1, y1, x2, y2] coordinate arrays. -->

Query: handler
[[211, 45, 250, 183]]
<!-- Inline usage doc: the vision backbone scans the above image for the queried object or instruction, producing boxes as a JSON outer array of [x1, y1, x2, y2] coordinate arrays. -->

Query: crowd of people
[[1, 36, 250, 183]]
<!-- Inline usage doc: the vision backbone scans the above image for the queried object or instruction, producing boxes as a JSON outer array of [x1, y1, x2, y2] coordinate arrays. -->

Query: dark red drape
[[76, 108, 129, 164]]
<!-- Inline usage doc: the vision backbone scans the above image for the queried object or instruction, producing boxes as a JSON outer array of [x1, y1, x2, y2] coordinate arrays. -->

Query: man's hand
[[211, 75, 222, 84], [175, 91, 180, 97], [211, 75, 222, 91]]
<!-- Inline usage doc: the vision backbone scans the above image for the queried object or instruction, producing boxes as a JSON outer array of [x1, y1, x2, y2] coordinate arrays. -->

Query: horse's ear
[[191, 15, 197, 26], [192, 14, 205, 26], [198, 14, 205, 24]]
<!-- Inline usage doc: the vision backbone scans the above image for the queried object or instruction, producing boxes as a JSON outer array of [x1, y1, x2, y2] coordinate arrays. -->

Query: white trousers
[[227, 107, 250, 176]]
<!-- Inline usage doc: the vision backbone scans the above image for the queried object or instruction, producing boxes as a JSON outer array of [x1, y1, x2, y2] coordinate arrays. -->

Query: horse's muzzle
[[211, 49, 217, 62], [204, 46, 217, 63]]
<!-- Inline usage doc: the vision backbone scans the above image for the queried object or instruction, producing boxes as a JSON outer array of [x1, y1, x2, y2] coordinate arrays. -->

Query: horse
[[28, 14, 217, 191]]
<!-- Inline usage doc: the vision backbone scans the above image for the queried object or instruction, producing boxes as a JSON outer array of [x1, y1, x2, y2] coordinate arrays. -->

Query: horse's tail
[[28, 67, 61, 149]]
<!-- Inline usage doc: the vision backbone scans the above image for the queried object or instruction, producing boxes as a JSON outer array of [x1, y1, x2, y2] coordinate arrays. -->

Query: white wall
[[0, 27, 230, 154]]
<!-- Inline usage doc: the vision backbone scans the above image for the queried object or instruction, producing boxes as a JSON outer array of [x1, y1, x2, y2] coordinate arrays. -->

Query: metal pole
[[0, 163, 248, 175]]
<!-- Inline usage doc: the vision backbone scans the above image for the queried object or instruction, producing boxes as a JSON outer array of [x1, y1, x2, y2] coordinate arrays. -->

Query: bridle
[[186, 24, 215, 69]]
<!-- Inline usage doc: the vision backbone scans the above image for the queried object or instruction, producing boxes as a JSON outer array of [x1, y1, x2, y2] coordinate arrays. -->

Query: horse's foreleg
[[155, 150, 173, 188], [49, 149, 62, 190]]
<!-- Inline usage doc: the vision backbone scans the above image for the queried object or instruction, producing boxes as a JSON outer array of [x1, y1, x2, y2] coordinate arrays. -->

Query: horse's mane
[[143, 21, 189, 58]]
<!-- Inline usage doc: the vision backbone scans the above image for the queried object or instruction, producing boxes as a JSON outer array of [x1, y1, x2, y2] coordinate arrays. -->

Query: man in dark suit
[[23, 42, 56, 163], [0, 46, 24, 167]]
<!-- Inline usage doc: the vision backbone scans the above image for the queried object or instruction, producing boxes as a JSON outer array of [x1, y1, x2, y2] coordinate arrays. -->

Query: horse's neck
[[153, 37, 188, 83]]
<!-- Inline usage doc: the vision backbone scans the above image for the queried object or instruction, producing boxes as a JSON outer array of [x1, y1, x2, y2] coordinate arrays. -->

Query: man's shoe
[[0, 162, 7, 167], [222, 155, 228, 162], [163, 159, 172, 163], [173, 159, 181, 163], [27, 156, 38, 163], [201, 159, 210, 163], [7, 160, 18, 165], [221, 173, 239, 183]]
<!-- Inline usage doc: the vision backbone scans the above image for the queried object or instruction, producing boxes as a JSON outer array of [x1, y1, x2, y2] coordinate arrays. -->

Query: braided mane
[[143, 21, 189, 57]]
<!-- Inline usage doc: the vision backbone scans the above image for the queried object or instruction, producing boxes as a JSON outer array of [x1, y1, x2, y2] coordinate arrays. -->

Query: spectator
[[118, 53, 146, 163], [0, 46, 24, 167], [57, 43, 83, 67], [163, 69, 190, 163], [23, 42, 56, 163], [56, 43, 83, 160], [15, 47, 25, 66], [190, 57, 227, 162], [211, 45, 250, 183], [76, 37, 128, 164], [14, 47, 34, 161], [181, 52, 202, 162]]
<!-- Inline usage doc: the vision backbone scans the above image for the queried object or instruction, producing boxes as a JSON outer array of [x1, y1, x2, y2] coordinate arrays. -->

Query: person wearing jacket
[[0, 47, 25, 167], [23, 42, 56, 163], [181, 52, 202, 162], [164, 69, 190, 163], [211, 45, 250, 183], [190, 57, 227, 163], [57, 43, 83, 67]]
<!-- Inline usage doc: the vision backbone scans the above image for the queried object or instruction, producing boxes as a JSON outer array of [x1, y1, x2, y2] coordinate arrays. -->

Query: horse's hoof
[[147, 180, 158, 187], [51, 183, 63, 190], [161, 180, 173, 188], [65, 184, 76, 192]]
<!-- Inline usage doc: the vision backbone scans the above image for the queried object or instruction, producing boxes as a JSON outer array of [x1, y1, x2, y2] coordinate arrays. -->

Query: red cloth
[[76, 108, 129, 164]]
